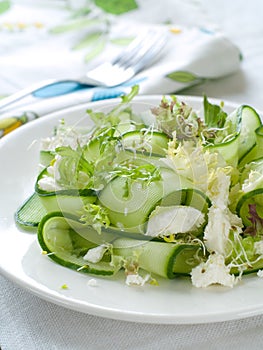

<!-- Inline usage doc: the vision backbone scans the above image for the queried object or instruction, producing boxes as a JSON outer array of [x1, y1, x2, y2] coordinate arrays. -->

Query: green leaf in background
[[84, 38, 107, 63], [94, 0, 138, 15], [166, 70, 200, 83], [73, 31, 105, 50], [0, 0, 11, 14], [50, 17, 103, 34], [70, 7, 92, 19], [110, 36, 135, 46]]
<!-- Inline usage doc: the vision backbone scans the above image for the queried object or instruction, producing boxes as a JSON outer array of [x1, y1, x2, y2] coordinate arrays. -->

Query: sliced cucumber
[[38, 212, 122, 276], [98, 167, 193, 229], [206, 105, 262, 167], [237, 105, 262, 162], [101, 189, 210, 238], [83, 138, 101, 162], [239, 157, 263, 185], [161, 188, 211, 214], [38, 212, 202, 278], [15, 192, 47, 230], [39, 193, 96, 215], [121, 130, 169, 156], [115, 120, 144, 135], [113, 237, 202, 278], [206, 106, 241, 166], [114, 149, 166, 169], [103, 224, 149, 239], [35, 168, 96, 214], [239, 125, 263, 167], [207, 131, 240, 166]]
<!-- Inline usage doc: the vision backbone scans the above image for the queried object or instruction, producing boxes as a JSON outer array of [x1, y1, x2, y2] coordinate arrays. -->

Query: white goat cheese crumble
[[203, 168, 243, 256], [83, 244, 109, 263], [125, 273, 150, 286], [207, 168, 230, 208], [37, 175, 59, 192], [41, 123, 90, 151], [38, 155, 63, 192], [146, 205, 205, 237], [87, 278, 98, 287], [191, 253, 236, 288], [204, 207, 243, 256]]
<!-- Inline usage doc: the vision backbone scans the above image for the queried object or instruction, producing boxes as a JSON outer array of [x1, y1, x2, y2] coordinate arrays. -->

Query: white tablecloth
[[1, 1, 263, 349]]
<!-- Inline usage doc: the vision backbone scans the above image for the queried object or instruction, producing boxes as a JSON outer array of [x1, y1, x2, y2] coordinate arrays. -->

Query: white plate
[[1, 95, 263, 324]]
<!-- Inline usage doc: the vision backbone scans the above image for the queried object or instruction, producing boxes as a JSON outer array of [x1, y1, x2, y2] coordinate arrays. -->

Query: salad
[[15, 86, 263, 288]]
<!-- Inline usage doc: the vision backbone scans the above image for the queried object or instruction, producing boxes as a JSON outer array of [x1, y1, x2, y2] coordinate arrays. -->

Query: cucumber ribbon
[[37, 212, 202, 278]]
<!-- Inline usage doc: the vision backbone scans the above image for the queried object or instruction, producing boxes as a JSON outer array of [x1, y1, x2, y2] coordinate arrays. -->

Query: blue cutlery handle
[[33, 81, 126, 101], [32, 81, 91, 98]]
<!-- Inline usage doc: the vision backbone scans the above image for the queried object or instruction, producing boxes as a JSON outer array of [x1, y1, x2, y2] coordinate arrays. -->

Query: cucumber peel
[[113, 237, 202, 278], [38, 212, 203, 278], [38, 212, 122, 276], [15, 193, 47, 230]]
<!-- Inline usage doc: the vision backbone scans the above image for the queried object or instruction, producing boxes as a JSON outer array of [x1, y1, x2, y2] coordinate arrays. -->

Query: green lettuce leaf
[[94, 0, 138, 15]]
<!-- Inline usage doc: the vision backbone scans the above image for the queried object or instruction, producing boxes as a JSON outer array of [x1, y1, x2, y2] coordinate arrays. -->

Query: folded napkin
[[0, 1, 241, 135]]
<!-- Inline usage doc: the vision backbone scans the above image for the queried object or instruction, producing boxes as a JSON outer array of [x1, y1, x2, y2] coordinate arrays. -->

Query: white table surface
[[1, 1, 263, 349]]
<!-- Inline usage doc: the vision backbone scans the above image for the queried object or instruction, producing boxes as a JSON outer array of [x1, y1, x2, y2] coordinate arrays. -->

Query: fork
[[0, 29, 167, 111]]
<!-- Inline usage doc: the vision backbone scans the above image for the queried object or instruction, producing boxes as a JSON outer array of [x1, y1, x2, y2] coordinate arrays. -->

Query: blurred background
[[1, 0, 260, 108]]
